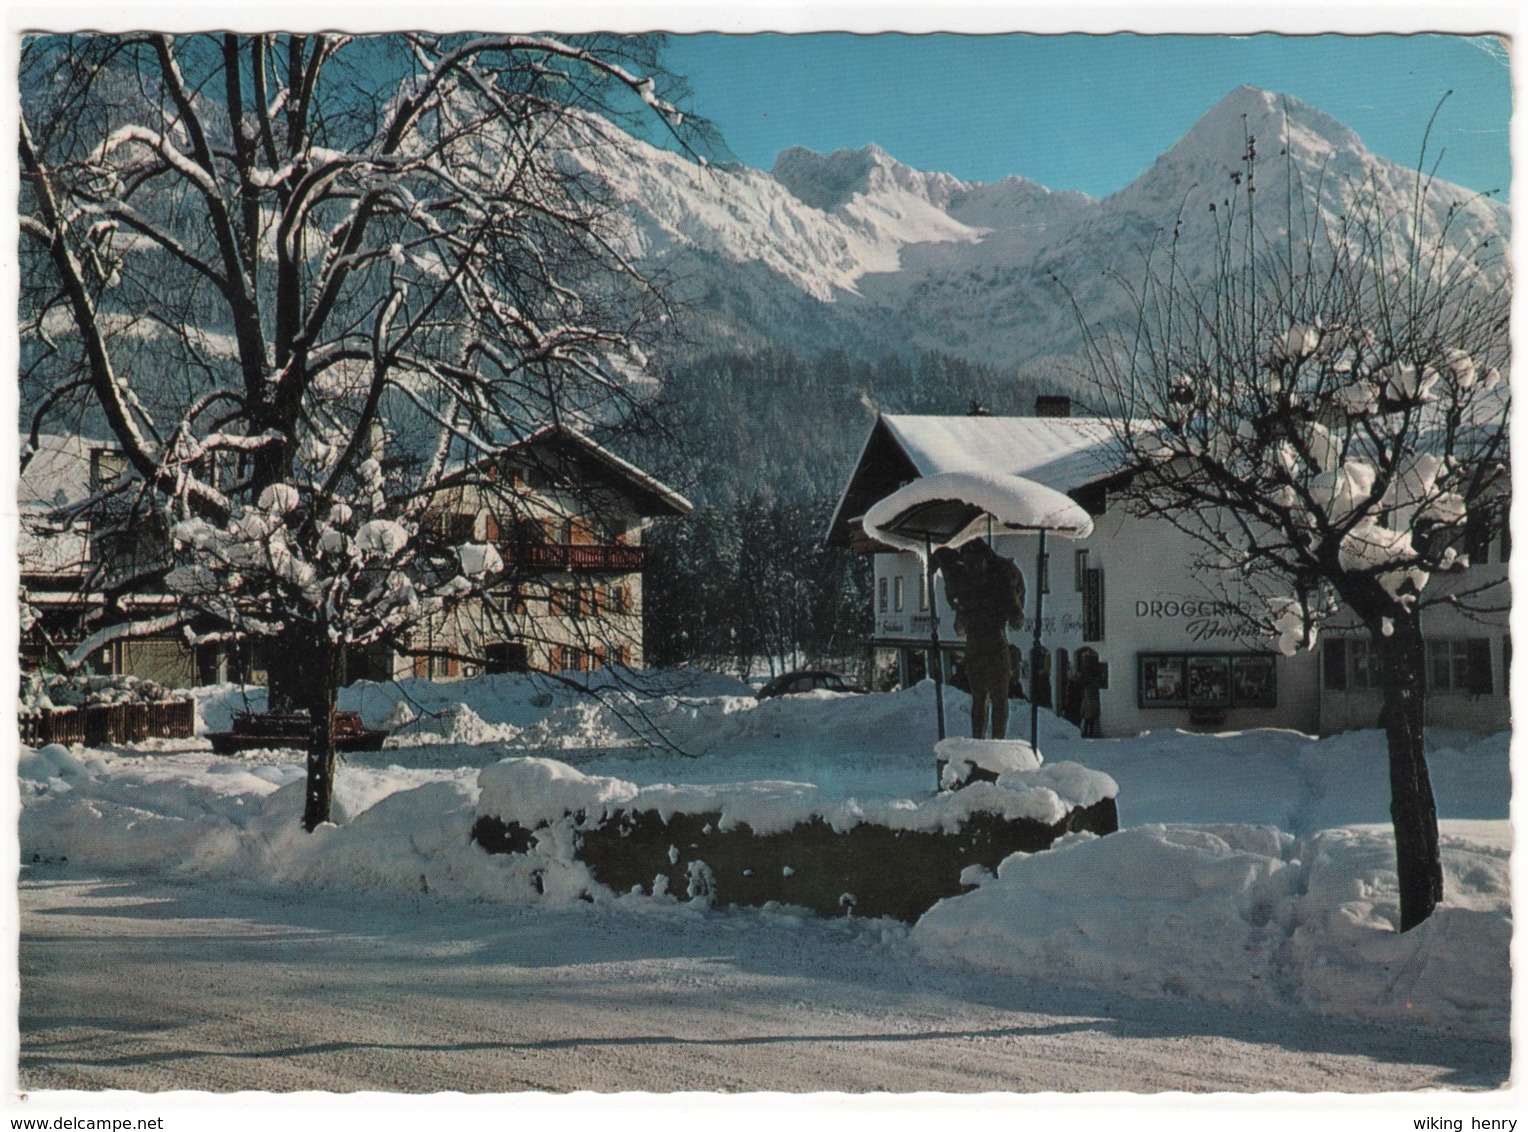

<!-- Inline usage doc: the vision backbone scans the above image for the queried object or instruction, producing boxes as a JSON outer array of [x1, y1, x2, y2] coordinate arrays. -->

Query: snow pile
[[18, 743, 104, 794], [912, 820, 1509, 1038], [15, 673, 1510, 1040], [476, 755, 1112, 836], [937, 736, 1042, 788], [22, 672, 186, 711], [478, 757, 639, 828], [386, 702, 519, 747]]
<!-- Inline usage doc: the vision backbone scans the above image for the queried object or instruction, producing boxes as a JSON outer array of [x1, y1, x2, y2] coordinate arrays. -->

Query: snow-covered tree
[[19, 32, 704, 830], [1073, 125, 1509, 930]]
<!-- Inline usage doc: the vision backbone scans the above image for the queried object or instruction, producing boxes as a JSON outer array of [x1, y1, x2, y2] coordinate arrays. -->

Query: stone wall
[[473, 795, 1118, 921]]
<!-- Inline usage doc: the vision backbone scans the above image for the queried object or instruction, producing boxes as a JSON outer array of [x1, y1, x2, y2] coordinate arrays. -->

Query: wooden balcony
[[502, 542, 646, 573]]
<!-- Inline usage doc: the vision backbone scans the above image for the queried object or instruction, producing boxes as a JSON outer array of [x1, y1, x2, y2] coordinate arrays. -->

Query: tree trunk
[[1372, 609, 1444, 931], [299, 636, 343, 833], [248, 630, 337, 830]]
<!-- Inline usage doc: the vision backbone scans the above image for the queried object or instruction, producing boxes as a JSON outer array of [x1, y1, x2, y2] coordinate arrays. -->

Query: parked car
[[754, 670, 863, 700]]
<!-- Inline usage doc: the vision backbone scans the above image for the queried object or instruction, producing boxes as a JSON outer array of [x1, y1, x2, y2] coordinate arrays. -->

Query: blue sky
[[661, 33, 1511, 199]]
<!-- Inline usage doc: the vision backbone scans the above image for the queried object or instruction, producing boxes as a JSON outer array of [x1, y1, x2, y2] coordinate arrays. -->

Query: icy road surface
[[20, 875, 1507, 1094]]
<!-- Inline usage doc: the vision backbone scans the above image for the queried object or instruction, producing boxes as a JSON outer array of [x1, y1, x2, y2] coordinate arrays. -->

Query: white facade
[[836, 413, 1509, 739], [870, 505, 1322, 737]]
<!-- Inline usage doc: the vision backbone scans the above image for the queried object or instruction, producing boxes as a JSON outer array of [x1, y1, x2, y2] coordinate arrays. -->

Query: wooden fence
[[19, 699, 196, 747]]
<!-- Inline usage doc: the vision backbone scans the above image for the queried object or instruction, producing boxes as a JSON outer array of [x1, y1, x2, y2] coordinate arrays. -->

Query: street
[[18, 875, 1508, 1095]]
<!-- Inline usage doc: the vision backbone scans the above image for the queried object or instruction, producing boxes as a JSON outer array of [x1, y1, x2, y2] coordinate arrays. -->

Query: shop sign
[[1134, 597, 1251, 643]]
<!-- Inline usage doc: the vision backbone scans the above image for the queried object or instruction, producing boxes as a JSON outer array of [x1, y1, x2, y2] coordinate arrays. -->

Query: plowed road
[[18, 876, 1508, 1094]]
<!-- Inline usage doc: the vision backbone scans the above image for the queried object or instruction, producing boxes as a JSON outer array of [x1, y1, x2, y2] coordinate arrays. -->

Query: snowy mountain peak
[[1164, 85, 1369, 173], [772, 143, 968, 214]]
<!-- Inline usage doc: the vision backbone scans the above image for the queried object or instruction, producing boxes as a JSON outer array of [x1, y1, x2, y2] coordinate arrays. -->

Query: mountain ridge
[[579, 84, 1508, 381]]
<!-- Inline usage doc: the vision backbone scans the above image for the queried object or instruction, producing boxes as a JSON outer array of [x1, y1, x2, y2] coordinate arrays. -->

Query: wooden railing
[[502, 543, 646, 572], [19, 699, 196, 747]]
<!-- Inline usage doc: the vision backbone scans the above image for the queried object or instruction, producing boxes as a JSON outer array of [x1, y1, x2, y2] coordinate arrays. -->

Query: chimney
[[1034, 395, 1071, 418]]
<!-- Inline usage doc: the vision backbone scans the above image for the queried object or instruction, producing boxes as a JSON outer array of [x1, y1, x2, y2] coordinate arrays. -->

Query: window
[[1039, 551, 1050, 595], [1324, 638, 1379, 690], [1231, 655, 1277, 708], [1140, 652, 1276, 709], [1138, 655, 1186, 707], [919, 574, 929, 611], [90, 448, 128, 492], [1075, 549, 1089, 592], [878, 577, 888, 613], [1427, 638, 1493, 695], [1350, 639, 1379, 690], [893, 576, 905, 612], [1466, 511, 1494, 566], [1081, 568, 1105, 641]]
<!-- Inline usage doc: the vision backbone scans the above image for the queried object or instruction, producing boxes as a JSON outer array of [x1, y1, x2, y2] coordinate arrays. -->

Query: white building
[[827, 408, 1509, 738]]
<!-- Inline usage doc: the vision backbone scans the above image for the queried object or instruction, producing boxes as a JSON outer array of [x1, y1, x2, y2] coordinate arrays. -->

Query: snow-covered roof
[[447, 424, 692, 518], [880, 414, 1117, 487], [18, 434, 110, 511], [826, 414, 1120, 547]]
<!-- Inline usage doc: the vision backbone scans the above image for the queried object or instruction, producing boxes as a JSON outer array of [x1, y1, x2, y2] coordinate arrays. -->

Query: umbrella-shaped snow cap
[[864, 470, 1094, 554]]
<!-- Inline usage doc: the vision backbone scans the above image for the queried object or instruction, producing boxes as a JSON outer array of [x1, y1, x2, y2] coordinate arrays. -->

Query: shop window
[[1231, 655, 1277, 707], [1140, 652, 1276, 709], [1138, 655, 1186, 707]]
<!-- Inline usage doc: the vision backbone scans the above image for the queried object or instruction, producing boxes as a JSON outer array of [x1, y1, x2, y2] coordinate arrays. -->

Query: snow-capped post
[[924, 535, 946, 746], [1069, 110, 1509, 930], [20, 33, 709, 832], [1029, 529, 1046, 752]]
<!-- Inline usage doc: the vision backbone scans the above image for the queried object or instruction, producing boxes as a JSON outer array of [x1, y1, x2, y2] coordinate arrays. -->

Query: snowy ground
[[15, 672, 1514, 1099]]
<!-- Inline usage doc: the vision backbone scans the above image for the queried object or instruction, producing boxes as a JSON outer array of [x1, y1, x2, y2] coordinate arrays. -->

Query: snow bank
[[476, 755, 1113, 836], [912, 821, 1508, 1038], [385, 702, 520, 747], [936, 736, 1041, 788], [16, 672, 1509, 1040]]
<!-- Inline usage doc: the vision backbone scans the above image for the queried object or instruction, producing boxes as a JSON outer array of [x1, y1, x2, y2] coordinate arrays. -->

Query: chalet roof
[[825, 414, 1120, 548], [18, 434, 105, 511], [444, 424, 693, 518], [512, 425, 693, 518]]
